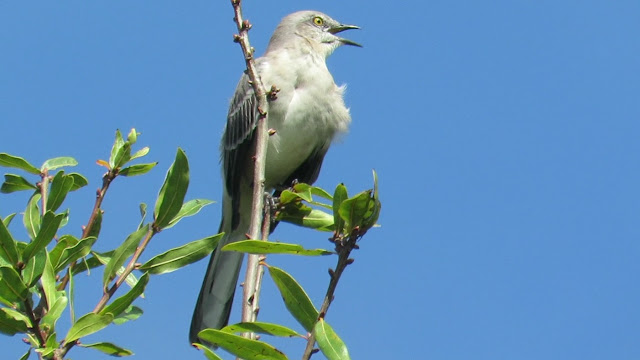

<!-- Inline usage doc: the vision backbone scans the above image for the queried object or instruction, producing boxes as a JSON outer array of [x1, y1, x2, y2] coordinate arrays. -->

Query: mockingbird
[[190, 10, 360, 343]]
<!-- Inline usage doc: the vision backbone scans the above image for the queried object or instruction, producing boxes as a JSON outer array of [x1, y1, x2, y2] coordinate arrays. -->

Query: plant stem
[[40, 169, 49, 216], [230, 0, 271, 344]]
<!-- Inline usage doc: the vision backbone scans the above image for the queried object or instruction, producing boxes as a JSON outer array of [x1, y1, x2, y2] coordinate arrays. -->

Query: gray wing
[[221, 73, 260, 229]]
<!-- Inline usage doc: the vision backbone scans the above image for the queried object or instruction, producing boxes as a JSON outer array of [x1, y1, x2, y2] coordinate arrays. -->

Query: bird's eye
[[313, 16, 324, 26]]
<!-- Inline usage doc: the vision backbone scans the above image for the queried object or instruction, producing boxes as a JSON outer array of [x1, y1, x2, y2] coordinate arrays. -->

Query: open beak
[[328, 24, 362, 47]]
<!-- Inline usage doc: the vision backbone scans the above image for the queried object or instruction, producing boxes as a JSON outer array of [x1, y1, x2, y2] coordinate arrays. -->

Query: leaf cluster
[[0, 129, 217, 359]]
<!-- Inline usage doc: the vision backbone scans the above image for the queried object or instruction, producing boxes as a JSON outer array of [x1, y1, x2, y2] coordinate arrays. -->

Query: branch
[[229, 0, 272, 340], [301, 231, 361, 359], [57, 168, 117, 291]]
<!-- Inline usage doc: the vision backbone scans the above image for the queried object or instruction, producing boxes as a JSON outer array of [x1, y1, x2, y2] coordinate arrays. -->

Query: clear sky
[[2, 1, 639, 359]]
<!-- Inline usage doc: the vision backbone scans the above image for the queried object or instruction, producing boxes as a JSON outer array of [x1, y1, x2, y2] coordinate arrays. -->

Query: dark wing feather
[[222, 73, 260, 229]]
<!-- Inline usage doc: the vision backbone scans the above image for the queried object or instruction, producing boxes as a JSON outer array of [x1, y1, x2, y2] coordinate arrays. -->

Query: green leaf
[[58, 209, 70, 228], [332, 184, 348, 234], [130, 146, 150, 161], [0, 153, 40, 174], [197, 329, 287, 360], [193, 343, 224, 360], [23, 193, 41, 240], [41, 253, 58, 307], [127, 128, 138, 144], [138, 203, 147, 230], [0, 266, 28, 303], [0, 307, 30, 335], [23, 211, 64, 263], [41, 157, 78, 172], [19, 348, 31, 360], [103, 225, 149, 286], [55, 236, 97, 272], [314, 319, 351, 360], [112, 305, 143, 325], [70, 254, 103, 275], [1, 174, 37, 193], [22, 248, 46, 287], [153, 148, 189, 229], [339, 189, 380, 235], [267, 266, 318, 332], [139, 234, 221, 275], [49, 235, 79, 270], [68, 173, 89, 191], [2, 213, 16, 227], [87, 210, 103, 238], [279, 208, 334, 231], [0, 216, 19, 266], [64, 313, 114, 343], [81, 342, 134, 357], [109, 129, 125, 169], [69, 269, 76, 323], [101, 273, 149, 318], [221, 322, 302, 337], [163, 199, 214, 230], [47, 171, 75, 212], [41, 295, 68, 330], [222, 240, 332, 256], [119, 162, 157, 177]]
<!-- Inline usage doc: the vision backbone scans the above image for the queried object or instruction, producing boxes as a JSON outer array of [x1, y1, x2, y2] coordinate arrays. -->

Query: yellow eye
[[313, 16, 324, 26]]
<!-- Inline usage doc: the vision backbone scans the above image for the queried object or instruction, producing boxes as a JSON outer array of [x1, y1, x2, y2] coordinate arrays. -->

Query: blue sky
[[2, 1, 640, 359]]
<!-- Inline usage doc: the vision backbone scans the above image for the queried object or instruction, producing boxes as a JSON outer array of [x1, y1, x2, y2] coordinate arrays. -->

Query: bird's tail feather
[[189, 230, 245, 344]]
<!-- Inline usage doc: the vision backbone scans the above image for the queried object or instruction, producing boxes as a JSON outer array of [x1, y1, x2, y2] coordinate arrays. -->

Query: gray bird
[[190, 10, 360, 343]]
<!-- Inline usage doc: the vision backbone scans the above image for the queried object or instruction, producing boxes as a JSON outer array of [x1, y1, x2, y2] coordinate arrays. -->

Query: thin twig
[[301, 232, 360, 359], [40, 169, 49, 216], [23, 298, 46, 348], [229, 0, 271, 341], [57, 169, 117, 291]]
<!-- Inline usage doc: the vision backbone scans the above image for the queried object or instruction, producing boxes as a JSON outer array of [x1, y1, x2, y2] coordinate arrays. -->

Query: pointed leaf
[[221, 322, 301, 337], [47, 171, 74, 212], [0, 216, 19, 266], [68, 173, 88, 191], [23, 211, 64, 262], [70, 254, 103, 275], [69, 269, 76, 322], [138, 203, 147, 230], [22, 248, 46, 287], [112, 305, 143, 325], [130, 146, 150, 161], [1, 174, 37, 193], [332, 184, 348, 234], [55, 236, 97, 272], [41, 253, 58, 307], [0, 307, 30, 335], [222, 240, 332, 256], [41, 295, 68, 329], [23, 193, 41, 240], [101, 273, 149, 318], [19, 348, 31, 360], [267, 266, 318, 332], [64, 313, 114, 343], [41, 157, 77, 172], [193, 343, 224, 360], [119, 162, 157, 177], [139, 234, 221, 275], [81, 342, 134, 356], [163, 199, 214, 230], [197, 329, 287, 360], [279, 208, 334, 231], [109, 129, 125, 168], [49, 235, 79, 269], [103, 225, 149, 286], [153, 148, 189, 229], [127, 128, 138, 144], [113, 143, 132, 169], [0, 153, 40, 174], [0, 266, 28, 303], [2, 213, 16, 227], [315, 319, 351, 360]]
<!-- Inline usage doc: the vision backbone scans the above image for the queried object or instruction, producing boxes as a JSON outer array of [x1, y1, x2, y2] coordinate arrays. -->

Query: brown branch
[[301, 231, 361, 359], [57, 168, 117, 291], [230, 0, 272, 341]]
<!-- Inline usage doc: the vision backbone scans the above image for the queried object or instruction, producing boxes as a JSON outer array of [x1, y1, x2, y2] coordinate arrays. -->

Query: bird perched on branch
[[190, 10, 360, 343]]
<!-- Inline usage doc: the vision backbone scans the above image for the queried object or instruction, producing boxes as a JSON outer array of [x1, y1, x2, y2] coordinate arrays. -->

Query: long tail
[[189, 229, 245, 344]]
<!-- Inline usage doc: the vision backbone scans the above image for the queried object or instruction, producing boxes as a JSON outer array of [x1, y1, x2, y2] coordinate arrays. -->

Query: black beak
[[328, 24, 362, 47]]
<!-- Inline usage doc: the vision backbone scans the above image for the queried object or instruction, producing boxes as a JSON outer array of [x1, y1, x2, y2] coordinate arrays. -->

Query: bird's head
[[267, 11, 361, 58]]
